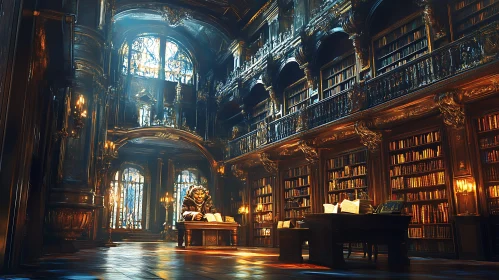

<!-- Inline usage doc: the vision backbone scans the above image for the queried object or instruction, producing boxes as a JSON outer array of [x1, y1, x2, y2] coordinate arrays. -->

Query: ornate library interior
[[2, 0, 499, 278]]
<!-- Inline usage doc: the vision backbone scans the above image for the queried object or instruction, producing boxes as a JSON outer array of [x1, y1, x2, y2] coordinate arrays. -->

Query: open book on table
[[204, 213, 224, 222]]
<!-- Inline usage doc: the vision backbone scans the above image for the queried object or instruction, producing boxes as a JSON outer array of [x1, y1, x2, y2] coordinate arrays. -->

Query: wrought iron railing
[[225, 22, 499, 159]]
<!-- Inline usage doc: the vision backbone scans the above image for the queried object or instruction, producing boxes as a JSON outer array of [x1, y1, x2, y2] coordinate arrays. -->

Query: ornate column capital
[[298, 140, 319, 164], [295, 32, 318, 90], [354, 120, 382, 152], [259, 152, 278, 173], [435, 91, 465, 129]]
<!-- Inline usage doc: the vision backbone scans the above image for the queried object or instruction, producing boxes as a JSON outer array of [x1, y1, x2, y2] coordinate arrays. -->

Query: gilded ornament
[[462, 82, 499, 98], [298, 140, 319, 163], [231, 164, 247, 181], [354, 121, 382, 152], [435, 92, 465, 129], [259, 152, 278, 173], [159, 6, 190, 27]]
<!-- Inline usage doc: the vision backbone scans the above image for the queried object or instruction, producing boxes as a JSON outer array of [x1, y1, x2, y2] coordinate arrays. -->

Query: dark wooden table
[[176, 221, 239, 250], [278, 228, 309, 263], [304, 213, 411, 268]]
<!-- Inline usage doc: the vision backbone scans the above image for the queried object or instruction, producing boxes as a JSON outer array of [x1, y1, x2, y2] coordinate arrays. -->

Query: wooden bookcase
[[320, 52, 357, 99], [388, 128, 455, 256], [249, 99, 269, 130], [283, 165, 312, 219], [325, 149, 369, 204], [284, 78, 314, 115], [251, 175, 276, 247], [373, 13, 429, 76], [451, 0, 499, 39], [475, 112, 499, 215]]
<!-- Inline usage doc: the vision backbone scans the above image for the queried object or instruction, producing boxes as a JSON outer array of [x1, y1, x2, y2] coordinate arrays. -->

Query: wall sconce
[[217, 163, 225, 176], [101, 140, 118, 171], [160, 192, 174, 208], [454, 177, 478, 216], [71, 94, 87, 138]]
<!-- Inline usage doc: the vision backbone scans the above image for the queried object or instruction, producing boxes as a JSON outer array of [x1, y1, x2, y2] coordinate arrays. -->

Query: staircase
[[122, 231, 163, 242]]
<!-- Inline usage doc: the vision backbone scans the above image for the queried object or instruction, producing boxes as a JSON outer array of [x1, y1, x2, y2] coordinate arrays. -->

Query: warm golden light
[[256, 203, 263, 212], [238, 205, 249, 215], [455, 178, 476, 193]]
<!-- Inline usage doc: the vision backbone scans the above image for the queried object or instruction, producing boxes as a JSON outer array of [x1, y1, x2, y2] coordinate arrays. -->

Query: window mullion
[[159, 37, 166, 80]]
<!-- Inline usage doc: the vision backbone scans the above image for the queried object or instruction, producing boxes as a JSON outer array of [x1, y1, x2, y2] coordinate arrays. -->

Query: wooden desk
[[305, 213, 411, 268], [176, 221, 239, 250], [278, 228, 309, 263]]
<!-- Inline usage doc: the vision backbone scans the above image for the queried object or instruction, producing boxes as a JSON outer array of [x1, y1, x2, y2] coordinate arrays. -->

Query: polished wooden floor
[[2, 242, 499, 279]]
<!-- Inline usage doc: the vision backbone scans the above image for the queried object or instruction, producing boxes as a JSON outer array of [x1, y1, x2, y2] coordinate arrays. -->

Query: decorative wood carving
[[231, 164, 247, 181], [373, 98, 438, 127], [341, 10, 370, 69], [159, 6, 191, 26], [435, 92, 465, 129], [298, 140, 319, 163], [315, 130, 356, 146], [462, 81, 499, 99], [348, 82, 366, 113], [295, 32, 318, 90], [259, 152, 278, 173], [416, 0, 446, 39], [354, 120, 382, 152]]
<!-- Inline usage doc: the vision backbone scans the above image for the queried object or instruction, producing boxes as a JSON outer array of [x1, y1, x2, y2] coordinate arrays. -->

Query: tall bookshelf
[[283, 165, 311, 219], [389, 129, 455, 256], [284, 78, 315, 115], [476, 111, 499, 259], [320, 52, 357, 99], [251, 176, 276, 247], [373, 13, 429, 76], [249, 99, 269, 130], [325, 149, 368, 204], [452, 0, 499, 39]]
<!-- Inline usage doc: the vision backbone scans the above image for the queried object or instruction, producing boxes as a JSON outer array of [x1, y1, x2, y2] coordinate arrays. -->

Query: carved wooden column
[[436, 91, 485, 260], [354, 121, 383, 205], [45, 0, 106, 245], [297, 141, 321, 213], [295, 32, 318, 91]]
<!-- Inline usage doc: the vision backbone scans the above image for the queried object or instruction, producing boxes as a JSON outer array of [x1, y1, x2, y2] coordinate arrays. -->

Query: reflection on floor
[[2, 242, 499, 279]]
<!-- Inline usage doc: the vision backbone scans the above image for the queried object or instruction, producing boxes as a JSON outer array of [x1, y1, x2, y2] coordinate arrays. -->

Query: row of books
[[377, 50, 427, 74], [254, 204, 272, 213], [489, 200, 499, 214], [483, 149, 499, 163], [479, 135, 499, 148], [457, 2, 499, 34], [322, 54, 356, 78], [390, 146, 442, 165], [326, 151, 366, 169], [253, 184, 273, 196], [328, 193, 352, 203], [454, 0, 480, 11], [485, 166, 499, 181], [254, 212, 273, 222], [285, 208, 312, 219], [409, 202, 450, 224], [284, 166, 310, 178], [254, 195, 272, 204], [287, 91, 308, 108], [377, 28, 425, 57], [254, 228, 271, 237], [323, 78, 356, 99], [378, 35, 427, 69], [406, 189, 447, 201], [284, 187, 310, 198], [329, 178, 367, 191], [286, 81, 307, 97], [409, 240, 454, 253], [324, 66, 356, 88], [389, 131, 441, 151], [408, 225, 452, 239], [390, 159, 445, 177], [391, 171, 446, 189], [284, 177, 310, 189], [477, 112, 499, 132], [328, 165, 366, 179], [488, 185, 499, 198], [375, 17, 424, 49], [285, 198, 311, 209], [253, 177, 274, 187], [455, 0, 499, 20]]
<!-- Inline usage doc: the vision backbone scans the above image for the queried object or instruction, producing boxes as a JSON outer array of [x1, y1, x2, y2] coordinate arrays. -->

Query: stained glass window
[[121, 37, 194, 84], [165, 41, 194, 84], [130, 36, 161, 78], [110, 167, 145, 229], [173, 169, 201, 228]]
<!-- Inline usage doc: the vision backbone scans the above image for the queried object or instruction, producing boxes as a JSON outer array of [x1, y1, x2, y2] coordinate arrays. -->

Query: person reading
[[181, 185, 217, 221]]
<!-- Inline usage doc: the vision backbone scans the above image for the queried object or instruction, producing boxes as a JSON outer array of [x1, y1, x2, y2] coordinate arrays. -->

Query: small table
[[176, 221, 239, 250]]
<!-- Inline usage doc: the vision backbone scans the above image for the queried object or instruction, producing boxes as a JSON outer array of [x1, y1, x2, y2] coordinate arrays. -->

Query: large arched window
[[121, 36, 194, 84], [110, 167, 146, 229], [172, 169, 205, 228]]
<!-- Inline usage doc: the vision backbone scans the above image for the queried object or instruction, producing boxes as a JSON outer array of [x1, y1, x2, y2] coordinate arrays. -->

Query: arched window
[[121, 36, 194, 84], [110, 167, 145, 229], [173, 169, 205, 228]]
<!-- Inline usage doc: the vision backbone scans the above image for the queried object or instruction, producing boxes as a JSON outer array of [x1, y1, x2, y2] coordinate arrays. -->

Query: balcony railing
[[225, 22, 499, 160]]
